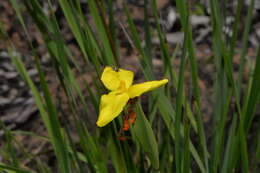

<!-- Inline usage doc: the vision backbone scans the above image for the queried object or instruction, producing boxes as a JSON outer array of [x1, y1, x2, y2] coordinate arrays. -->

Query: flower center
[[119, 81, 128, 91], [114, 81, 128, 95]]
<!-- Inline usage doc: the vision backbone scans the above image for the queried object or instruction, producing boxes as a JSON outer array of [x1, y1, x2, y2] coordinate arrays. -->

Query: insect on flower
[[96, 66, 168, 127]]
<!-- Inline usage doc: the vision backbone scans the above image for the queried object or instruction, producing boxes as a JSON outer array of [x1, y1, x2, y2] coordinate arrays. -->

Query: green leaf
[[243, 46, 260, 132], [132, 102, 159, 169], [108, 136, 128, 173], [0, 163, 31, 173], [11, 54, 71, 173]]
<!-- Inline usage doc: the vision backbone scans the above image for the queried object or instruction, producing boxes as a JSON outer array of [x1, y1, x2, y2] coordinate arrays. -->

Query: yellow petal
[[101, 67, 134, 91], [96, 92, 129, 127], [118, 68, 134, 89], [128, 79, 168, 98], [101, 67, 121, 91]]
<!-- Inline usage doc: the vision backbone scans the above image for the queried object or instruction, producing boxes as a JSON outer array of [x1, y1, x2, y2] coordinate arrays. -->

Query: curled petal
[[128, 79, 168, 98], [101, 67, 134, 91], [96, 92, 129, 127]]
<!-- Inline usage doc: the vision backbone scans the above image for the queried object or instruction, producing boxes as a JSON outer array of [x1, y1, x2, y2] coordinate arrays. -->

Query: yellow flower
[[96, 67, 168, 127]]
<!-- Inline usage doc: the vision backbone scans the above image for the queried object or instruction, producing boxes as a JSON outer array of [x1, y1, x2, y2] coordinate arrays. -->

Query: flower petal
[[96, 92, 129, 127], [118, 68, 134, 89], [128, 79, 168, 98], [101, 67, 134, 91], [101, 67, 121, 91]]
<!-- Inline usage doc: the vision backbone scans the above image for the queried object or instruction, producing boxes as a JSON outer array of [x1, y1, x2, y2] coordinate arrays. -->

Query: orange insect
[[122, 118, 130, 131], [121, 111, 137, 131], [118, 98, 138, 140]]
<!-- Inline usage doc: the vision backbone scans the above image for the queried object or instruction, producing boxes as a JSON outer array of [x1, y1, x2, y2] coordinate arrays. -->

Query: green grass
[[0, 0, 260, 172]]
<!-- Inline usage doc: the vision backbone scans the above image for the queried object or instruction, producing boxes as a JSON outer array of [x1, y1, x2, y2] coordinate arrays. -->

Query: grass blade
[[132, 102, 159, 169]]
